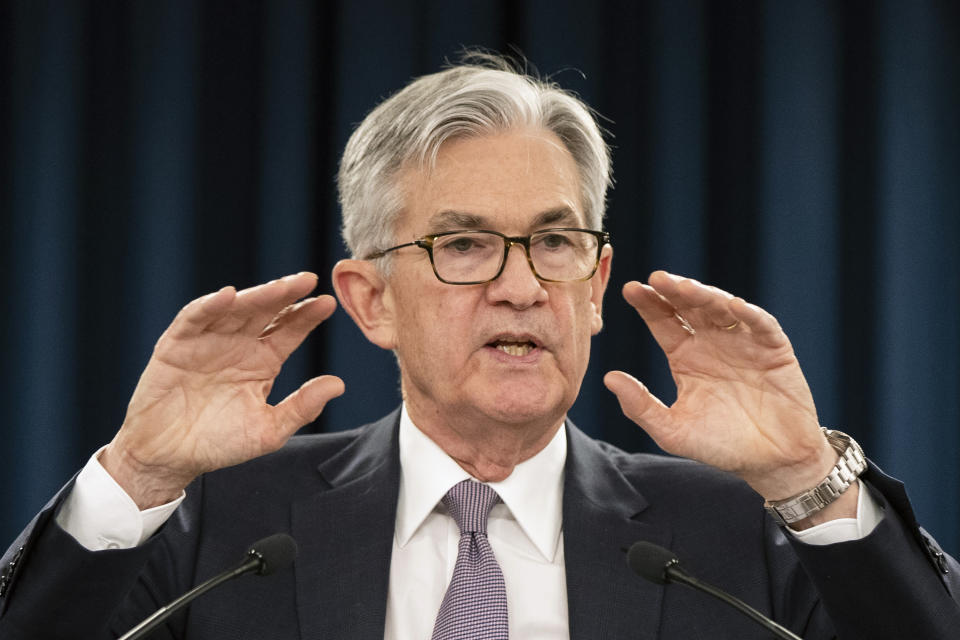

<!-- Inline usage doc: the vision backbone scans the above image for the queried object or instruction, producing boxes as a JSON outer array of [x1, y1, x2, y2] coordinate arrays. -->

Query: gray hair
[[337, 54, 612, 262]]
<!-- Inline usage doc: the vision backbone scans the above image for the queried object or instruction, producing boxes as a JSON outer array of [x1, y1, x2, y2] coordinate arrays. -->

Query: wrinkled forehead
[[394, 130, 586, 237]]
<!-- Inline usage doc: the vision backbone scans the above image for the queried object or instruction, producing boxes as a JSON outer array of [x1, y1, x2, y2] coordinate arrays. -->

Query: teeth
[[496, 342, 534, 356]]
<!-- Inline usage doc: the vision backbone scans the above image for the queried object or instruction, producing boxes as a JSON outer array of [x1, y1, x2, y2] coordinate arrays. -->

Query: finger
[[648, 271, 739, 329], [239, 272, 321, 335], [272, 375, 346, 437], [621, 281, 693, 354], [729, 297, 789, 348], [603, 370, 672, 439], [166, 285, 238, 340], [622, 280, 675, 319], [259, 295, 338, 362], [209, 272, 320, 335]]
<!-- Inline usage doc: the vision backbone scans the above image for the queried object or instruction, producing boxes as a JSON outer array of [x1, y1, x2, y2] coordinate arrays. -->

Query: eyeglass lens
[[431, 230, 600, 283]]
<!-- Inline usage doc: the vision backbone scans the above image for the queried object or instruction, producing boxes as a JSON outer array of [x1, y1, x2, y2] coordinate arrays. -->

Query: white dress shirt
[[56, 408, 883, 639], [386, 406, 569, 639]]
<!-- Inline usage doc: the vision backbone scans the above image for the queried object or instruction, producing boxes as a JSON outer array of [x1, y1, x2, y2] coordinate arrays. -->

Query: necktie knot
[[442, 480, 500, 536]]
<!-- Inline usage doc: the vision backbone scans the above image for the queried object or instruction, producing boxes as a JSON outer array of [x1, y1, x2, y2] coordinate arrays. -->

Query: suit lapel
[[563, 423, 671, 640], [285, 413, 671, 639], [291, 411, 401, 640]]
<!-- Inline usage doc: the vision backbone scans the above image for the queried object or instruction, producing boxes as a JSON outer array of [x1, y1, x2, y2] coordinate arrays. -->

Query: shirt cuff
[[788, 479, 884, 545], [54, 446, 185, 551]]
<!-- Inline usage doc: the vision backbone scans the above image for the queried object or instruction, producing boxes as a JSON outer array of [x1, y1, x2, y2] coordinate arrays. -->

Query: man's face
[[384, 128, 611, 431]]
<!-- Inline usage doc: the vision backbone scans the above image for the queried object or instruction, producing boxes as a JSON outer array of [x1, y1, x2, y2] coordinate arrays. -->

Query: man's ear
[[590, 244, 613, 335], [331, 259, 397, 350]]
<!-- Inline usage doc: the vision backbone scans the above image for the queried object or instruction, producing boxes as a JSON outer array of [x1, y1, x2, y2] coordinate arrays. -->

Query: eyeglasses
[[364, 228, 611, 285]]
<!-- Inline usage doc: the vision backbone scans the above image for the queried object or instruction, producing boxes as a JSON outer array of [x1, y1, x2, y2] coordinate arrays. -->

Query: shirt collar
[[395, 404, 567, 562]]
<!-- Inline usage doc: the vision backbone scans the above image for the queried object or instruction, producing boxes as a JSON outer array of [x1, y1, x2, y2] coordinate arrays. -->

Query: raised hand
[[604, 271, 840, 504], [101, 272, 345, 508]]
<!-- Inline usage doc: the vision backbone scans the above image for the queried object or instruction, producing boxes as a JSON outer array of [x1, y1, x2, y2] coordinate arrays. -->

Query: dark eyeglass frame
[[364, 227, 611, 285]]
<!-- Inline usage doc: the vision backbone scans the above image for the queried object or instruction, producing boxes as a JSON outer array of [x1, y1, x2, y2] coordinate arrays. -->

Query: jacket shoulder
[[591, 438, 763, 510], [199, 412, 399, 501]]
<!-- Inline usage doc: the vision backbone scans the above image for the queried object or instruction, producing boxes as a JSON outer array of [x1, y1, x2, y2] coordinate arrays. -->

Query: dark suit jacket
[[1, 409, 959, 639]]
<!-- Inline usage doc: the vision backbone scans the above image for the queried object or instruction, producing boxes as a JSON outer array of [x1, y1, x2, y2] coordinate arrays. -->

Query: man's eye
[[438, 236, 485, 253], [538, 233, 574, 249], [447, 237, 478, 252]]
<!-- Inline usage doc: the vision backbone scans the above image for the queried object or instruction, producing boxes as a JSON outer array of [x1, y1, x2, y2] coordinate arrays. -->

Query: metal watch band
[[763, 428, 867, 526]]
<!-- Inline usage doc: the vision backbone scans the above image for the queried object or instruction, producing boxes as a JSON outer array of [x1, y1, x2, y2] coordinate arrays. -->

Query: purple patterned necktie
[[431, 480, 509, 640]]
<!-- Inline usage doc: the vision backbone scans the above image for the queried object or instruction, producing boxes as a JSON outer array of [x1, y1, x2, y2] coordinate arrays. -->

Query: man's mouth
[[487, 335, 541, 357], [493, 340, 536, 356]]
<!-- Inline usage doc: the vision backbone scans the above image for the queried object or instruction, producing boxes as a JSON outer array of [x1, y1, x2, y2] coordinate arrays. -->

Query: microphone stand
[[664, 562, 803, 640], [117, 554, 261, 640]]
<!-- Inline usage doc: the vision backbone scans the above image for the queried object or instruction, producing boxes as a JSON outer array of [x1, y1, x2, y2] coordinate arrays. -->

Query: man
[[2, 56, 958, 639]]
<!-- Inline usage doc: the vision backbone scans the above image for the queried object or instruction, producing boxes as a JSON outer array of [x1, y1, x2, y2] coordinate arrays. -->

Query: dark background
[[2, 0, 958, 558]]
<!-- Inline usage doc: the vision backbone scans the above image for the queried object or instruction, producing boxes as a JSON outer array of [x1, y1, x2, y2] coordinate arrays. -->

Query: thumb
[[274, 375, 346, 437], [603, 371, 671, 436]]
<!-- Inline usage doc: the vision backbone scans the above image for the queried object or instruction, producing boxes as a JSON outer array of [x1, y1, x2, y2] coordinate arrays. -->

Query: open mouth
[[487, 335, 541, 357]]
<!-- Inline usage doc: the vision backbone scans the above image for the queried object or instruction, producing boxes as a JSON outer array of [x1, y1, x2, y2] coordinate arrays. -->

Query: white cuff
[[54, 446, 184, 551], [789, 479, 884, 545]]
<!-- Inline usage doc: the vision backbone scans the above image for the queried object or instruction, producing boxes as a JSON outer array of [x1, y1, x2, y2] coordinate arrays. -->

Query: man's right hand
[[100, 272, 345, 509]]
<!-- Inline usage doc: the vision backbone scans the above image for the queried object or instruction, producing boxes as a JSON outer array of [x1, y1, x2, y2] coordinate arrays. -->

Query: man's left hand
[[604, 271, 845, 509]]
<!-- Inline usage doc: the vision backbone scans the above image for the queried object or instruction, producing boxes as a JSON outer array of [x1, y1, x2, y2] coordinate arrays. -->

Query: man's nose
[[485, 243, 547, 308]]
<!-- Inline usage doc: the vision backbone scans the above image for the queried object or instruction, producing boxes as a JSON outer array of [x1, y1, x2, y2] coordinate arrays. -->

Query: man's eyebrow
[[426, 207, 583, 233], [427, 210, 489, 231], [531, 207, 581, 228]]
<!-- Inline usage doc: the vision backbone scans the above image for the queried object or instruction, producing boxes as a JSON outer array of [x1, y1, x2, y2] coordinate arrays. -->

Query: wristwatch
[[763, 428, 867, 526]]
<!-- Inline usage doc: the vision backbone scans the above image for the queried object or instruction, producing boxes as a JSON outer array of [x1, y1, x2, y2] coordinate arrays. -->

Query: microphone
[[118, 533, 298, 640], [627, 541, 803, 640]]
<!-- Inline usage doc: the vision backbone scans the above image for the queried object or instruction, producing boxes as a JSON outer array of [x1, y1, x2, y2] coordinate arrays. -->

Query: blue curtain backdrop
[[2, 0, 958, 558]]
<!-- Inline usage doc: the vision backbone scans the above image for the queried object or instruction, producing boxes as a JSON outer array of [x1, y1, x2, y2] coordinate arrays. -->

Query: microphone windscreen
[[248, 533, 298, 576], [627, 540, 678, 585]]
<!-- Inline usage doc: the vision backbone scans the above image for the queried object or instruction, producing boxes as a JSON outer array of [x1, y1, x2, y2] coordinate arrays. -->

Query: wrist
[[99, 443, 193, 510], [743, 430, 837, 501], [763, 428, 867, 527]]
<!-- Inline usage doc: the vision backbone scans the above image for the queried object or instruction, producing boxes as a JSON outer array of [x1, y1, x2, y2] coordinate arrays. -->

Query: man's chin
[[477, 387, 569, 427]]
